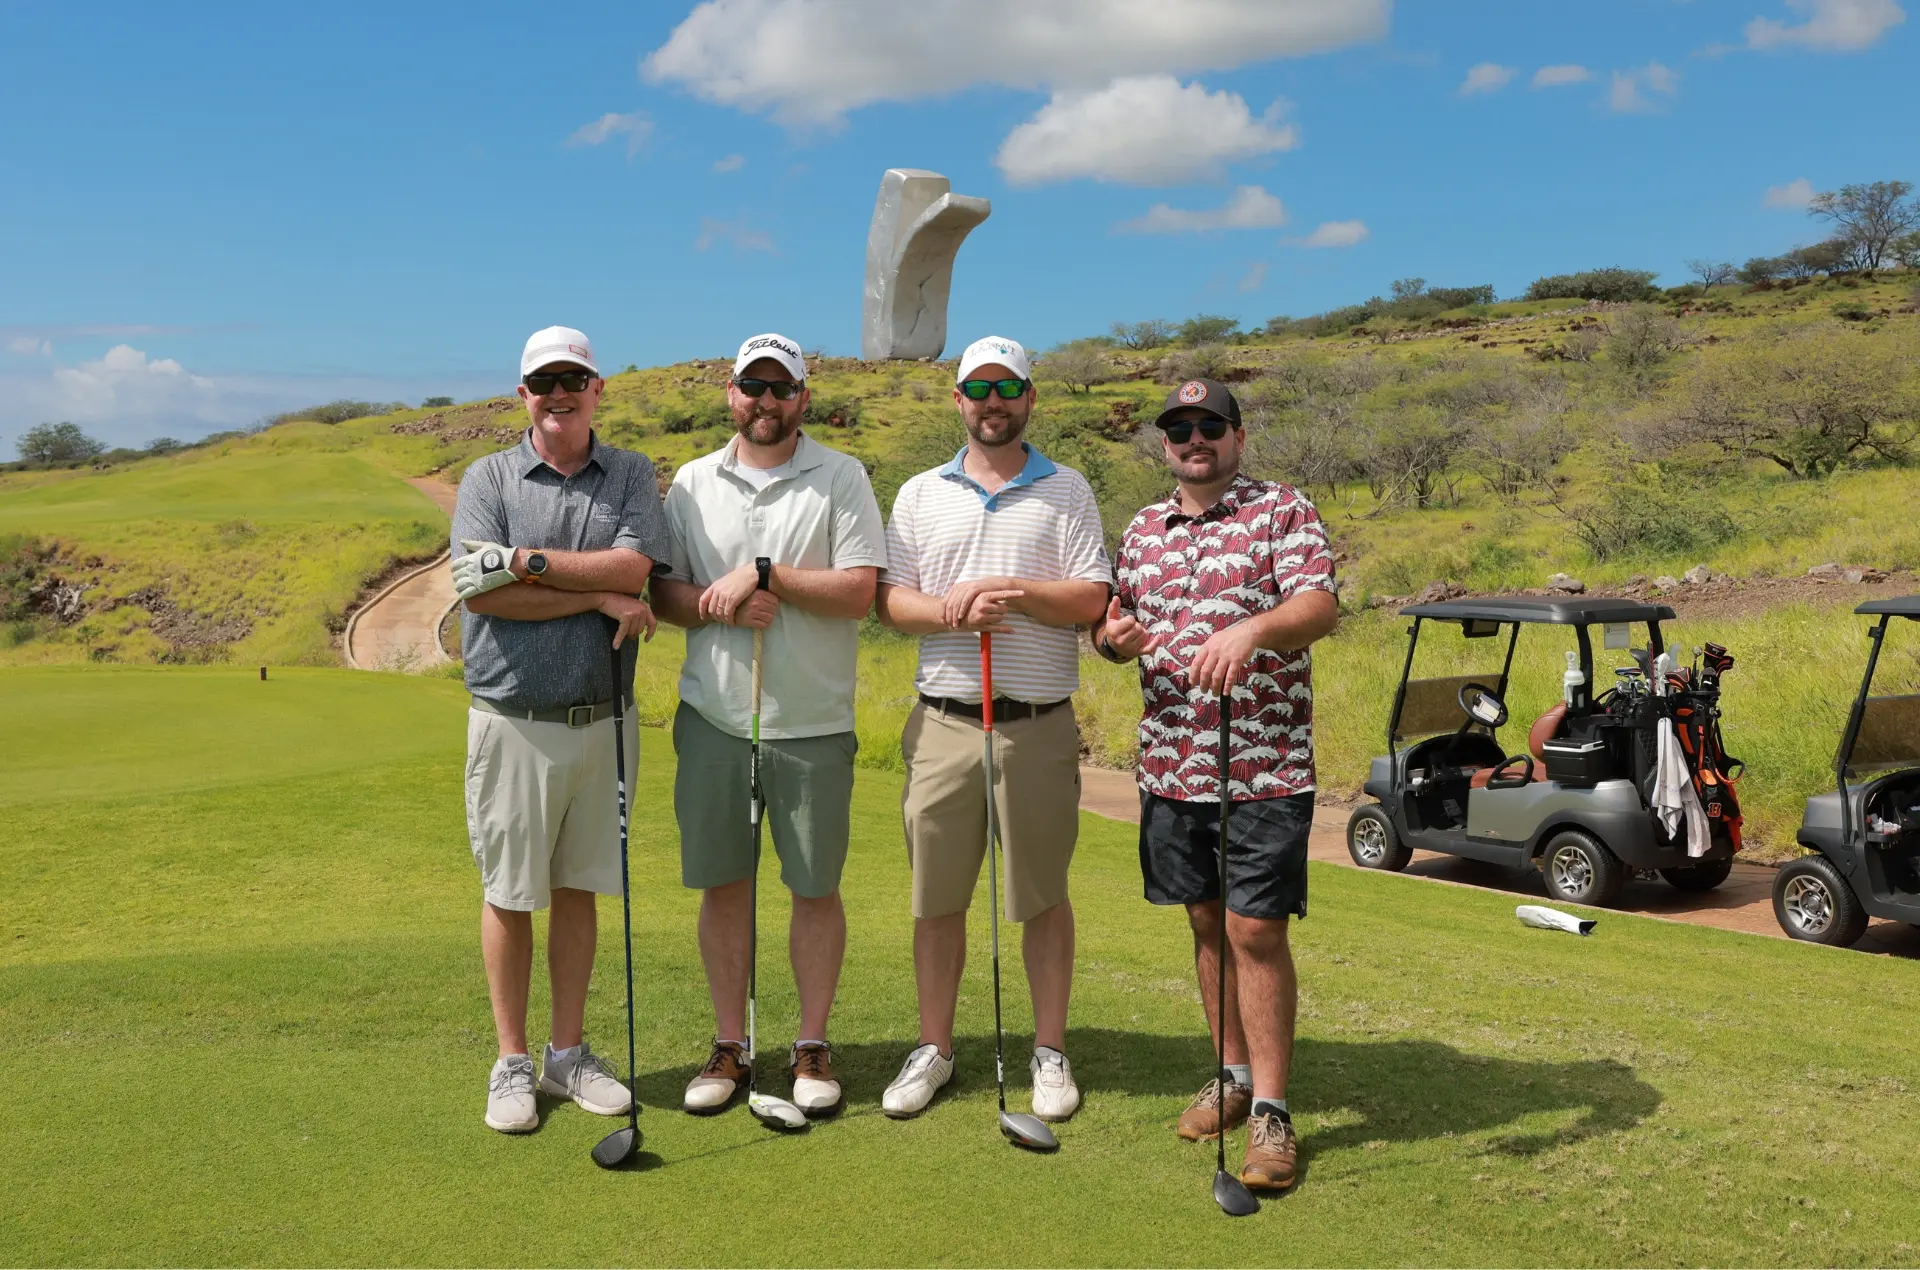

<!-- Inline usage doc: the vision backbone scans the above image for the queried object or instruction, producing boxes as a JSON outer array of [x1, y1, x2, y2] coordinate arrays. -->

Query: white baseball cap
[[955, 335, 1032, 384], [520, 326, 599, 377], [732, 332, 807, 382]]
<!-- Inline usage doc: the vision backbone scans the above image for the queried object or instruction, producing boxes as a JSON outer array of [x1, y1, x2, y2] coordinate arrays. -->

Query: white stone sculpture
[[862, 169, 990, 362]]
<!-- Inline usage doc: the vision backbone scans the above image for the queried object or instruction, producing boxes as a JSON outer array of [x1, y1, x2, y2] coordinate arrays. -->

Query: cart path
[[1077, 766, 1920, 959], [343, 477, 458, 671]]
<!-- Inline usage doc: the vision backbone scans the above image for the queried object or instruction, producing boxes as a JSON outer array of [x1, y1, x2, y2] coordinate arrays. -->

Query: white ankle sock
[[1226, 1064, 1252, 1087]]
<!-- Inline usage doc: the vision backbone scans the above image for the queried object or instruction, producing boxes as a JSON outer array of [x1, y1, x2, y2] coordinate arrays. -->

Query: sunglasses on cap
[[733, 377, 803, 401], [523, 369, 594, 395], [1161, 419, 1236, 444], [959, 378, 1030, 401]]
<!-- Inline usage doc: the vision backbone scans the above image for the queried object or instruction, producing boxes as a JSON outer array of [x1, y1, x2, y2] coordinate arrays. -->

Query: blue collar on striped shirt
[[936, 442, 1058, 509]]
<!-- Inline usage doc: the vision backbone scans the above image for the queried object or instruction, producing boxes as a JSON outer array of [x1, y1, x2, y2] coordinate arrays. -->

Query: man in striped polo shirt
[[874, 335, 1112, 1124]]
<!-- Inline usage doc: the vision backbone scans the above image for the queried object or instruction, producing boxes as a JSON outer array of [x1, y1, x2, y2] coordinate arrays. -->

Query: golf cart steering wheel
[[1457, 682, 1509, 729]]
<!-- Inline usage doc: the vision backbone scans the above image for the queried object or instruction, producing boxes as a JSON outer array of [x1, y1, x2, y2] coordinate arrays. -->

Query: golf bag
[[1665, 643, 1745, 851]]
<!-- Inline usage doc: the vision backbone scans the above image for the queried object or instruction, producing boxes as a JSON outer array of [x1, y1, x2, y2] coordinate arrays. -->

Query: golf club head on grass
[[1213, 1169, 1260, 1217], [998, 1111, 1058, 1152], [590, 1125, 641, 1170], [748, 1092, 809, 1132]]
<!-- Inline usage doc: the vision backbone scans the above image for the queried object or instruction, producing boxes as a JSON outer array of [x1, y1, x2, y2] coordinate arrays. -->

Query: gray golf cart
[[1774, 596, 1920, 946], [1347, 597, 1742, 908]]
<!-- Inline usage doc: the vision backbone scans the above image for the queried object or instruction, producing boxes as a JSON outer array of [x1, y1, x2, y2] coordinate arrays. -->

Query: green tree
[[18, 422, 104, 465], [1808, 180, 1920, 273], [422, 396, 455, 408], [1176, 314, 1240, 345], [1039, 341, 1116, 394]]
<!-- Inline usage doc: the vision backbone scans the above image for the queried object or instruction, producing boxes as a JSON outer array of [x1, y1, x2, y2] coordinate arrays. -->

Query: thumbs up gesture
[[1100, 595, 1161, 662]]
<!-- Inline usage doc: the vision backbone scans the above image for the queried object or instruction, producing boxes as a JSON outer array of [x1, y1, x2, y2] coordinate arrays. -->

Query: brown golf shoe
[[1240, 1111, 1299, 1191], [788, 1042, 844, 1119], [1177, 1077, 1253, 1141], [683, 1041, 750, 1115]]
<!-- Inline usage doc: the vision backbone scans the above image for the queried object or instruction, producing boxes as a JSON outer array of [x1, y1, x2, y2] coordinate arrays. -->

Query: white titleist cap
[[955, 335, 1032, 384], [732, 332, 807, 382], [520, 326, 599, 377]]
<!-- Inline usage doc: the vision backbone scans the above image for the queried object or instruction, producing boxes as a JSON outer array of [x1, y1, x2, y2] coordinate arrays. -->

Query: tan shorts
[[465, 707, 640, 911], [901, 699, 1081, 922]]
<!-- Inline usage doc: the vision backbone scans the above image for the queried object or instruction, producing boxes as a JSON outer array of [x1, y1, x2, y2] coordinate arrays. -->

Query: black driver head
[[590, 1124, 640, 1170], [1213, 1169, 1261, 1217]]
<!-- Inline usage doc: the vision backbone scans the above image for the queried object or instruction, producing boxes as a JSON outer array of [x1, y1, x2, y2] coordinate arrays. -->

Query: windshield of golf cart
[[1848, 621, 1920, 772], [1396, 618, 1655, 745]]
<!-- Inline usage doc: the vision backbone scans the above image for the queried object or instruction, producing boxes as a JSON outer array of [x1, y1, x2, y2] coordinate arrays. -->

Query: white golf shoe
[[539, 1043, 633, 1116], [485, 1054, 538, 1133], [882, 1043, 954, 1118], [788, 1042, 844, 1119], [1031, 1047, 1081, 1123]]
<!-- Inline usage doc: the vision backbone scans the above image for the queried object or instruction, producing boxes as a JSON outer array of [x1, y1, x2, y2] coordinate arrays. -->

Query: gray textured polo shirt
[[452, 430, 671, 711]]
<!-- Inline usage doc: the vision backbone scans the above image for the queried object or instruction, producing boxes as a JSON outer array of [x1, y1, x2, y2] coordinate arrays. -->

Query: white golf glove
[[452, 539, 518, 600]]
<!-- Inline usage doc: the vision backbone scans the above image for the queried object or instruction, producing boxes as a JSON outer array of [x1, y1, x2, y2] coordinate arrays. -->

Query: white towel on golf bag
[[1650, 716, 1712, 857], [1516, 904, 1596, 936]]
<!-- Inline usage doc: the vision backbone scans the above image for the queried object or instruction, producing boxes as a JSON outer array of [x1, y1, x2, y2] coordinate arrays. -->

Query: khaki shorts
[[901, 699, 1081, 922], [672, 703, 857, 898], [464, 707, 638, 911]]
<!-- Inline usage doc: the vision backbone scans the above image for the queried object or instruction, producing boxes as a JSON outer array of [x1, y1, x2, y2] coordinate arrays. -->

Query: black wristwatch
[[755, 556, 772, 592], [1096, 633, 1122, 663], [523, 549, 549, 583]]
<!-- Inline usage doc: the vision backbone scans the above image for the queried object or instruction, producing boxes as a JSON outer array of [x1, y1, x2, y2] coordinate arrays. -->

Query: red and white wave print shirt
[[1114, 475, 1337, 803]]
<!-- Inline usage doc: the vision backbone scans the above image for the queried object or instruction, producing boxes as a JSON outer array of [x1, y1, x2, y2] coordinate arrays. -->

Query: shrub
[[1568, 469, 1740, 562], [1110, 319, 1173, 350], [1039, 341, 1117, 394], [1523, 267, 1660, 303], [1831, 301, 1876, 322], [661, 398, 732, 434], [1427, 285, 1496, 309], [1156, 343, 1234, 383], [263, 399, 406, 427], [1176, 314, 1240, 345], [1739, 255, 1788, 285], [421, 396, 456, 408], [807, 394, 864, 428], [17, 421, 104, 465]]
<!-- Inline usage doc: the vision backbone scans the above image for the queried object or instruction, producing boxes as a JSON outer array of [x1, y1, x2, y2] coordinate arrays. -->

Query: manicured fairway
[[4, 667, 1919, 1267]]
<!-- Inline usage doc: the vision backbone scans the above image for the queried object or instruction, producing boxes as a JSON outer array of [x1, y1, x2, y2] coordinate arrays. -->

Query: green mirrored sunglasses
[[959, 378, 1030, 401]]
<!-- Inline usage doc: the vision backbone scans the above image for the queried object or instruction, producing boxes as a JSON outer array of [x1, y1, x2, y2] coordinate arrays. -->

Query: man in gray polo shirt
[[449, 325, 671, 1134], [651, 332, 886, 1120]]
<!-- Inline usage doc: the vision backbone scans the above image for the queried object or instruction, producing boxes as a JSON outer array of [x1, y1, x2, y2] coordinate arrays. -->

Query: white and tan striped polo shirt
[[882, 444, 1112, 703]]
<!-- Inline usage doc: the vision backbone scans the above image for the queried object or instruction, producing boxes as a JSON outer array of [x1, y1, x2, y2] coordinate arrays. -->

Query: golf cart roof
[[1855, 595, 1920, 618], [1400, 597, 1676, 625]]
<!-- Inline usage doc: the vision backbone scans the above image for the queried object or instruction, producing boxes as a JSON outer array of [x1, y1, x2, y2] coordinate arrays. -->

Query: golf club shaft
[[981, 633, 1007, 1114], [748, 627, 764, 1086], [1216, 690, 1231, 1180], [611, 644, 638, 1136]]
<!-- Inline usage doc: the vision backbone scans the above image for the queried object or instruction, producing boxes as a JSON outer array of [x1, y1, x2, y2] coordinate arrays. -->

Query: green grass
[[5, 666, 1920, 1266]]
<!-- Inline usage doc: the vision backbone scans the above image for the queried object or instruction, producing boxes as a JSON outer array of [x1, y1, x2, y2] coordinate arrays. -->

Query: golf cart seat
[[1467, 703, 1568, 789]]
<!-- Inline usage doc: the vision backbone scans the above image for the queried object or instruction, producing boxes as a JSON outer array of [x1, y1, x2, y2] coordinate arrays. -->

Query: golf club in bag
[[980, 632, 1059, 1153], [746, 619, 807, 1133], [591, 639, 643, 1169], [1211, 689, 1259, 1216]]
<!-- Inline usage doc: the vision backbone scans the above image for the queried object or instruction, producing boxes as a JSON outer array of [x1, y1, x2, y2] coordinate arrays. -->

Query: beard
[[964, 409, 1027, 449], [738, 409, 800, 447], [1173, 447, 1237, 482]]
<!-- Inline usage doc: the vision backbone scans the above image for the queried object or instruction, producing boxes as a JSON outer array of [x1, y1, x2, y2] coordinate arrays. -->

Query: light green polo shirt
[[663, 430, 887, 740]]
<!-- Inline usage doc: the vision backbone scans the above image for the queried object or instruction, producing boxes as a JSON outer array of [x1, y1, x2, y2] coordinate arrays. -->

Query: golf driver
[[745, 623, 807, 1133], [980, 632, 1059, 1153], [591, 640, 643, 1169], [1210, 689, 1259, 1216]]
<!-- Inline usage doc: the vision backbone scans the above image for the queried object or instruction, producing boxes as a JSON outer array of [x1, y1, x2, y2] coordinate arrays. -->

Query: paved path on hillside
[[344, 477, 458, 671], [1079, 765, 1920, 958]]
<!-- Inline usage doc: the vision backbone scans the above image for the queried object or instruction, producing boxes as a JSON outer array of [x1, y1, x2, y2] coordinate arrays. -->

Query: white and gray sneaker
[[881, 1043, 955, 1118], [485, 1054, 538, 1133], [1031, 1047, 1081, 1123], [539, 1043, 633, 1116]]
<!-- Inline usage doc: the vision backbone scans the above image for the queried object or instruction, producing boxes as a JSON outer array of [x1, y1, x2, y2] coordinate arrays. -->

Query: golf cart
[[1774, 596, 1920, 946], [1347, 597, 1743, 907]]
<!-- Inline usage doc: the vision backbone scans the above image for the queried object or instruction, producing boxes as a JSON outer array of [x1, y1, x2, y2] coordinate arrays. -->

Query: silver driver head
[[999, 1111, 1059, 1152], [748, 1092, 809, 1132], [1213, 1169, 1261, 1217]]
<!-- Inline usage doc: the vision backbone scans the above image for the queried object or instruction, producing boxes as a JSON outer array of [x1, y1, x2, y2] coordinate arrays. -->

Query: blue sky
[[1, 0, 1914, 449]]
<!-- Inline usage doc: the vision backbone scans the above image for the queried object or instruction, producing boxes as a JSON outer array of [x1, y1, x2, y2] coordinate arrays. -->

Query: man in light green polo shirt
[[650, 332, 887, 1120]]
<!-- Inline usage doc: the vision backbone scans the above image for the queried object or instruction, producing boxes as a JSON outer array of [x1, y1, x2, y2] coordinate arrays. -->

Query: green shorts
[[671, 702, 857, 898]]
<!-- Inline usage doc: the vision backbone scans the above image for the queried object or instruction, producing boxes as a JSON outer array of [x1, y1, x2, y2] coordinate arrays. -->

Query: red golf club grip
[[981, 632, 994, 732]]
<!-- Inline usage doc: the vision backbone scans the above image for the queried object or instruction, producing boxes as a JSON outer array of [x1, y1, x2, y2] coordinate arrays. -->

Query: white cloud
[[1238, 261, 1270, 293], [694, 217, 776, 254], [1287, 220, 1370, 248], [6, 336, 52, 357], [997, 76, 1297, 186], [1532, 63, 1593, 87], [1744, 0, 1905, 50], [1458, 62, 1516, 95], [564, 112, 653, 158], [1118, 185, 1288, 234], [643, 0, 1388, 127], [712, 154, 745, 172], [1608, 62, 1680, 112], [1764, 177, 1818, 208]]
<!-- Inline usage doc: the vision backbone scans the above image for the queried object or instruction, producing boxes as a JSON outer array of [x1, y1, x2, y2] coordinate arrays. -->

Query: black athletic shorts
[[1138, 790, 1313, 920]]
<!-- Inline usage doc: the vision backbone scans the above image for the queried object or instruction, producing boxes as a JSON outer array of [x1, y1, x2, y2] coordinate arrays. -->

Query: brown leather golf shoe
[[683, 1040, 750, 1115], [1240, 1110, 1299, 1191], [1177, 1077, 1253, 1141]]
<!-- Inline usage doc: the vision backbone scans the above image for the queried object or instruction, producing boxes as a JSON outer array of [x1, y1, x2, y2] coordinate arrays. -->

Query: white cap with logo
[[955, 335, 1032, 384], [520, 326, 599, 377], [732, 332, 807, 382]]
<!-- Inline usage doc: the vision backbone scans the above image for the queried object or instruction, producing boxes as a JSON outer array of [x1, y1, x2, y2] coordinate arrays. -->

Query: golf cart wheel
[[1660, 856, 1735, 892], [1772, 856, 1869, 947], [1539, 830, 1626, 907], [1347, 804, 1411, 872]]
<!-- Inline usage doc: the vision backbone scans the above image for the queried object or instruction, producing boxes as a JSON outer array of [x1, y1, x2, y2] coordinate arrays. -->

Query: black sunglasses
[[1162, 419, 1235, 444], [523, 370, 593, 395], [734, 377, 803, 401], [959, 378, 1030, 401]]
